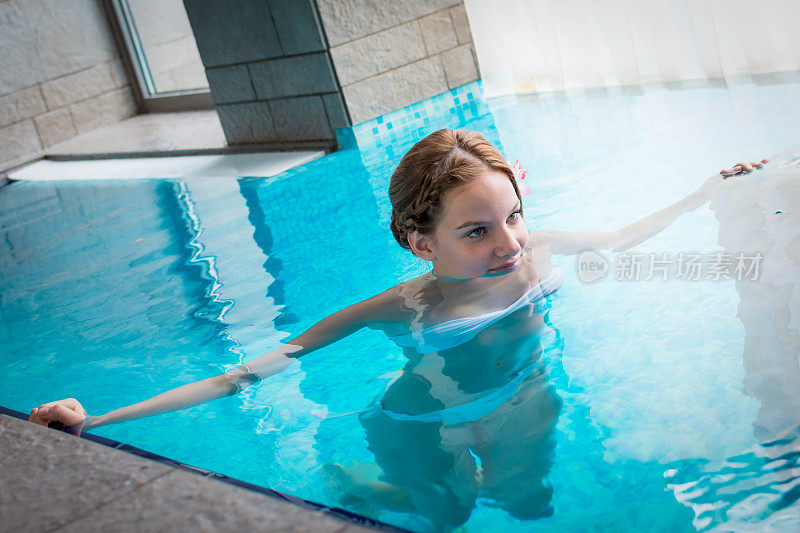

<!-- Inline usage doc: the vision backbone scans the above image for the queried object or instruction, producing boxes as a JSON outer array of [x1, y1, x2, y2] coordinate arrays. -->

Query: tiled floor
[[1, 110, 331, 180], [0, 414, 378, 532], [7, 151, 325, 181], [46, 110, 228, 156]]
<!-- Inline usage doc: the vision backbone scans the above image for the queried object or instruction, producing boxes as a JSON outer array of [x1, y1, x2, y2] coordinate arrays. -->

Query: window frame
[[101, 0, 214, 113]]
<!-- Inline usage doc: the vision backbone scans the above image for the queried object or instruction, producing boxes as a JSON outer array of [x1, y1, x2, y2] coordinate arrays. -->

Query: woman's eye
[[467, 227, 485, 238], [508, 210, 521, 221]]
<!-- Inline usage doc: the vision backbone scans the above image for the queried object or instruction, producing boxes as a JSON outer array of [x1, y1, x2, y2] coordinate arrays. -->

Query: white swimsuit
[[369, 268, 564, 424], [388, 268, 564, 354]]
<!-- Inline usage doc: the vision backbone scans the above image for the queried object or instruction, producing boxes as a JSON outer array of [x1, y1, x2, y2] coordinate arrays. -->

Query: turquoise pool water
[[2, 78, 800, 531]]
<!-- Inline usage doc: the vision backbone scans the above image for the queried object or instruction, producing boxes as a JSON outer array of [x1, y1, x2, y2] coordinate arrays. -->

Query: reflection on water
[[666, 425, 800, 531], [662, 147, 800, 530], [710, 149, 800, 440]]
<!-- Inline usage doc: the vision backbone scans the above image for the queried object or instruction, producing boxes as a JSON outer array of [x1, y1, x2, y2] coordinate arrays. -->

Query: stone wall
[[317, 0, 479, 124], [0, 0, 481, 160], [183, 0, 348, 146], [184, 0, 479, 145], [0, 0, 137, 170]]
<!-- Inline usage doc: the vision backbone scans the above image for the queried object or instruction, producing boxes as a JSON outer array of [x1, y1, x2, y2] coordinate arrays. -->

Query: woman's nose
[[495, 226, 522, 257]]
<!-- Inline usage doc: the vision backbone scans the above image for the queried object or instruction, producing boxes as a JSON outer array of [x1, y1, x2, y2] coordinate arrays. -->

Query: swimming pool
[[2, 77, 799, 531]]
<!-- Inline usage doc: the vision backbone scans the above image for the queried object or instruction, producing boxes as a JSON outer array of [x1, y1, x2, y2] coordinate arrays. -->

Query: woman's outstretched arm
[[531, 159, 768, 255], [28, 289, 398, 433]]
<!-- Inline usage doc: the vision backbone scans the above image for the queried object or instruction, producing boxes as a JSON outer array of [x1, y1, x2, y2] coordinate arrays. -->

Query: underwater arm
[[28, 291, 395, 432], [533, 159, 767, 255]]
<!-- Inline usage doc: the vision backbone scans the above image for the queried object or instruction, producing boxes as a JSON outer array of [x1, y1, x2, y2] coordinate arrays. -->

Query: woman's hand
[[29, 398, 89, 434], [719, 159, 769, 178], [700, 158, 769, 199]]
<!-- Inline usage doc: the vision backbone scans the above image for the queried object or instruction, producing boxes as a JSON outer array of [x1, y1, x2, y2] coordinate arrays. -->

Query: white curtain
[[465, 0, 800, 97]]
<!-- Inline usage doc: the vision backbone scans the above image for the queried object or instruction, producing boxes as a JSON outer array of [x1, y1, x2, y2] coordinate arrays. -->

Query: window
[[105, 0, 213, 112]]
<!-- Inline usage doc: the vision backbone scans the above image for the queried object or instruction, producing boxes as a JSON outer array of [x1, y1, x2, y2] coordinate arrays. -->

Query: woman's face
[[416, 169, 529, 279]]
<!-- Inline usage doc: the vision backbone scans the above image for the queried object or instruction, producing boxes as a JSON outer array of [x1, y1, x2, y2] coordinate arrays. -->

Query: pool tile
[[0, 414, 172, 532], [56, 469, 371, 533]]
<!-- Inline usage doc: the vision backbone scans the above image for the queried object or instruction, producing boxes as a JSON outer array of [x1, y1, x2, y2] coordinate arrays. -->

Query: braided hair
[[389, 129, 521, 252]]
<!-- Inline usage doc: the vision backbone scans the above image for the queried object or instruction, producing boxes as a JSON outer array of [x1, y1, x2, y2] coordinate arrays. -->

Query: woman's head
[[389, 129, 528, 278]]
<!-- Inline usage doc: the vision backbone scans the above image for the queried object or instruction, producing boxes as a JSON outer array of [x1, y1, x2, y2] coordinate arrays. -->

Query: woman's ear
[[407, 230, 436, 261]]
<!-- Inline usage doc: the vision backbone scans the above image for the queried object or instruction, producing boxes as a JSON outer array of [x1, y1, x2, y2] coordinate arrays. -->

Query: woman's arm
[[531, 159, 767, 256], [29, 289, 398, 432]]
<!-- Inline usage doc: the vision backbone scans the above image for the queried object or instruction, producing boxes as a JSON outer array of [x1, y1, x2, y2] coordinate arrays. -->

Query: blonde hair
[[389, 129, 521, 251]]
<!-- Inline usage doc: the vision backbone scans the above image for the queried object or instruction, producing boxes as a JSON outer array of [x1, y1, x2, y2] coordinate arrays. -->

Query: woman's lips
[[490, 256, 521, 272]]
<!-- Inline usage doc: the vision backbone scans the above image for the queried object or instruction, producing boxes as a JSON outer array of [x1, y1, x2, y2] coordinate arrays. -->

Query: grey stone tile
[[41, 63, 117, 109], [69, 87, 138, 134], [337, 526, 378, 533], [0, 414, 173, 533], [419, 10, 458, 55], [216, 101, 278, 144], [46, 110, 225, 155], [268, 0, 326, 55], [270, 95, 333, 141], [343, 57, 448, 124], [322, 92, 350, 130], [34, 107, 77, 147], [206, 64, 256, 105], [450, 4, 472, 45], [0, 0, 35, 95], [0, 119, 41, 166], [329, 22, 426, 86], [57, 469, 364, 533], [1, 0, 118, 95], [0, 85, 47, 128], [250, 53, 338, 100], [184, 0, 282, 67], [0, 151, 43, 174], [108, 58, 130, 88], [316, 0, 460, 46], [439, 44, 478, 89]]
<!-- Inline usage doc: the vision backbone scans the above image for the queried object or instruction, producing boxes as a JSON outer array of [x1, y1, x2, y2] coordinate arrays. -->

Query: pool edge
[[0, 404, 408, 532]]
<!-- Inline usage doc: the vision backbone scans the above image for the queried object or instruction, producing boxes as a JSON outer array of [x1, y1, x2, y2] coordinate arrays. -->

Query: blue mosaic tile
[[335, 81, 489, 165]]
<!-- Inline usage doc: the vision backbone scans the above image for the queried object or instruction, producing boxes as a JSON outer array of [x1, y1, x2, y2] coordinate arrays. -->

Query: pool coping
[[0, 404, 408, 532]]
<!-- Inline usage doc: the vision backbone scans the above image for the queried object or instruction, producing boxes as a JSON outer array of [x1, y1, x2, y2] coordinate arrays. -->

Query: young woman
[[29, 129, 765, 528]]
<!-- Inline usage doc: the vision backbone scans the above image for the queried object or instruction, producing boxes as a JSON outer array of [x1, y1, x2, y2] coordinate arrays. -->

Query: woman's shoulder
[[349, 281, 417, 335]]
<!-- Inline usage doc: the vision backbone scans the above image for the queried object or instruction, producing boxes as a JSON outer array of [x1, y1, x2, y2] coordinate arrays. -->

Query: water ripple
[[665, 425, 800, 531]]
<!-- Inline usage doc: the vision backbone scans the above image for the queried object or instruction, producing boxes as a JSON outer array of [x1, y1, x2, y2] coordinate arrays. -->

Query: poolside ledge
[[0, 414, 377, 532]]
